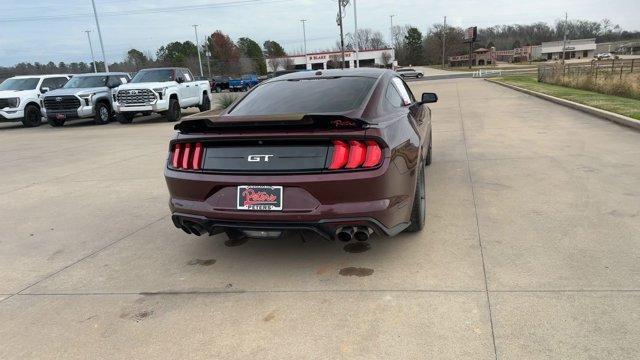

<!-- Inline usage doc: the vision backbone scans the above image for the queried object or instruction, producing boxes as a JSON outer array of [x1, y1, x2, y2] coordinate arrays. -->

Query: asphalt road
[[1, 78, 639, 359]]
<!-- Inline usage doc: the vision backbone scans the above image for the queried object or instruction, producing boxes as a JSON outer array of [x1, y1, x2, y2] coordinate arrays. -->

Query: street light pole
[[389, 14, 395, 48], [301, 20, 308, 70], [90, 0, 109, 72], [192, 24, 204, 77], [85, 30, 97, 73], [337, 1, 346, 69], [561, 12, 568, 64], [205, 51, 212, 78], [353, 0, 359, 68], [442, 16, 447, 69]]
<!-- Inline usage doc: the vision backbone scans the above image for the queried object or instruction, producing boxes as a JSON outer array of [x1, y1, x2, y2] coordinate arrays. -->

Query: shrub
[[215, 93, 240, 110]]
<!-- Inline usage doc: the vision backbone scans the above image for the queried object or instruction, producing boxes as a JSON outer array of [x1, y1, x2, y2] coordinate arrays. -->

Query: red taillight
[[192, 143, 203, 170], [345, 140, 366, 169], [172, 143, 182, 168], [328, 139, 383, 170], [328, 140, 349, 169], [171, 142, 204, 171], [363, 141, 382, 168]]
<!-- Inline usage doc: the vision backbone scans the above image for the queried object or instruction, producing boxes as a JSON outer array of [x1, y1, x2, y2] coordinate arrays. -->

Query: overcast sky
[[0, 0, 638, 66]]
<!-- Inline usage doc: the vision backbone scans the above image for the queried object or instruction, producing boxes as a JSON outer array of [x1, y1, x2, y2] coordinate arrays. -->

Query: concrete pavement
[[0, 78, 639, 359]]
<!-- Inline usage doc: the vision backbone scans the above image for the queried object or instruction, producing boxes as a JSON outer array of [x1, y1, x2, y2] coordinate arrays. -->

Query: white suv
[[0, 74, 70, 127]]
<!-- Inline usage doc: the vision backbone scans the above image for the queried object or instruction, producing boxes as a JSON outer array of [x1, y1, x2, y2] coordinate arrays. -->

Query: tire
[[425, 130, 432, 166], [22, 104, 42, 127], [198, 94, 211, 112], [48, 118, 65, 127], [417, 73, 424, 78], [117, 113, 135, 124], [215, 86, 221, 93], [93, 102, 111, 125], [404, 160, 426, 233], [166, 98, 181, 122]]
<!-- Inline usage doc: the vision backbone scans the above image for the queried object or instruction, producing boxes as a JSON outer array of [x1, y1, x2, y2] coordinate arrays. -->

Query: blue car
[[229, 74, 259, 92]]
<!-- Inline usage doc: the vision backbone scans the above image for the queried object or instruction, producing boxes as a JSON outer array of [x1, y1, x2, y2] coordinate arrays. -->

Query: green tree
[[263, 40, 286, 57], [404, 27, 424, 65], [237, 37, 266, 75], [126, 48, 149, 70], [156, 41, 197, 66]]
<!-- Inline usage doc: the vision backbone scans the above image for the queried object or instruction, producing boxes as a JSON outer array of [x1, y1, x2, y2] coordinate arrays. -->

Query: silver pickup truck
[[42, 72, 131, 126]]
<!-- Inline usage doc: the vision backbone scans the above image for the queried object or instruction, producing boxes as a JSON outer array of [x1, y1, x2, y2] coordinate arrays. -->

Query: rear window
[[229, 76, 376, 115]]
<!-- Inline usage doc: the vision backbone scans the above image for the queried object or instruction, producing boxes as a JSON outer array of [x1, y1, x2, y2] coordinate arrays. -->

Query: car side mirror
[[176, 77, 184, 84], [41, 87, 50, 93], [421, 92, 438, 104]]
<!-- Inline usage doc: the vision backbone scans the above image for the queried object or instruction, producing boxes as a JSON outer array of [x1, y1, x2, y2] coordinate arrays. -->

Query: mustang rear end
[[164, 69, 436, 242]]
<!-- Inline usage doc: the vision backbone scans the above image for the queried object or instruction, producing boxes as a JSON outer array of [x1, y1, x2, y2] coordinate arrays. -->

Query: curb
[[485, 79, 640, 131]]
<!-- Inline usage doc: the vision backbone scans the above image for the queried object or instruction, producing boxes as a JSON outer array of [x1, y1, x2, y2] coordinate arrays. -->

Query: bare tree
[[267, 57, 282, 72], [381, 52, 392, 67]]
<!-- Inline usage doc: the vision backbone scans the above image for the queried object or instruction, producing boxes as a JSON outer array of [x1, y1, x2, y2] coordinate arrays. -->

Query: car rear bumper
[[164, 160, 417, 239], [171, 213, 407, 240]]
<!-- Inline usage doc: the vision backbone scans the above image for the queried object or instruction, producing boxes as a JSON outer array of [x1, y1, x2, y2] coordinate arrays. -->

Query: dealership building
[[540, 38, 596, 60], [265, 48, 396, 71]]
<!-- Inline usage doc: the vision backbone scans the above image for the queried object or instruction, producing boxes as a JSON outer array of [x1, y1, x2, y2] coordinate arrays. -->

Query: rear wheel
[[22, 104, 42, 127], [215, 86, 221, 93], [198, 94, 211, 112], [166, 98, 181, 122], [417, 73, 424, 78], [117, 113, 135, 124], [404, 161, 426, 233], [94, 102, 111, 125], [48, 118, 65, 127]]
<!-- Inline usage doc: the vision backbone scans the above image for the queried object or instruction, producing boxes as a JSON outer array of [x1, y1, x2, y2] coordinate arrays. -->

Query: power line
[[0, 0, 294, 23]]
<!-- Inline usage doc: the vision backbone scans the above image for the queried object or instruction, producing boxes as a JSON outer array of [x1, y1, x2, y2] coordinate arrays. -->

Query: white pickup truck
[[113, 67, 211, 123], [0, 74, 70, 127]]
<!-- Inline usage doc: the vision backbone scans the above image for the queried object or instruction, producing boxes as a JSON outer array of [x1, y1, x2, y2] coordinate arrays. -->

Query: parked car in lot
[[113, 67, 211, 123], [42, 72, 131, 126], [396, 68, 424, 78], [229, 74, 259, 92], [165, 68, 436, 242], [210, 76, 230, 92], [0, 74, 70, 127], [595, 52, 619, 60]]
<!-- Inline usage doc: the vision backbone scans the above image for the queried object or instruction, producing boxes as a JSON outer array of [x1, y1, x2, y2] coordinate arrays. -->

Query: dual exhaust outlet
[[336, 226, 372, 242]]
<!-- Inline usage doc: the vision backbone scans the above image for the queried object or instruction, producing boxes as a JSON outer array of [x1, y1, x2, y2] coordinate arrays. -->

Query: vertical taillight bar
[[172, 143, 182, 168], [192, 143, 203, 170]]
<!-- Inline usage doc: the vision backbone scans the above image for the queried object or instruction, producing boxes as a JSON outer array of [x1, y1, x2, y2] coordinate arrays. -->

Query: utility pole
[[561, 12, 568, 64], [337, 1, 346, 69], [442, 16, 447, 69], [84, 30, 97, 73], [353, 0, 359, 68], [90, 0, 108, 72], [192, 25, 204, 77], [301, 20, 308, 70]]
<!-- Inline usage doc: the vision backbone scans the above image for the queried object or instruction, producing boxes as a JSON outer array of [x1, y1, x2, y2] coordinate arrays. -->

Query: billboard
[[464, 26, 477, 43]]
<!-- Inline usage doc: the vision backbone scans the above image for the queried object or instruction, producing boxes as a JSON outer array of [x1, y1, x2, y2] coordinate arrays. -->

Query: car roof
[[74, 72, 129, 77], [11, 74, 70, 79], [270, 68, 390, 82]]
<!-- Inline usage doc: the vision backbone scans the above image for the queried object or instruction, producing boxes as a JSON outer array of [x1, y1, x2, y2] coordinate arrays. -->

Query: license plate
[[237, 185, 283, 211], [56, 113, 66, 120]]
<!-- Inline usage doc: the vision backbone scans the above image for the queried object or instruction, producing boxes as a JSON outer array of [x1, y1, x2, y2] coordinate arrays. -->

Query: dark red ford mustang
[[165, 68, 437, 242]]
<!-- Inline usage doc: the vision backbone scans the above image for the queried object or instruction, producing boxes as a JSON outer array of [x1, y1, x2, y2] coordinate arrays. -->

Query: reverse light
[[170, 142, 204, 170], [328, 140, 383, 170]]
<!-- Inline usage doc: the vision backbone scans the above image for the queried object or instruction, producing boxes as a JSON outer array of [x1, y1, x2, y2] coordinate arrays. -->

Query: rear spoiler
[[175, 112, 369, 133]]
